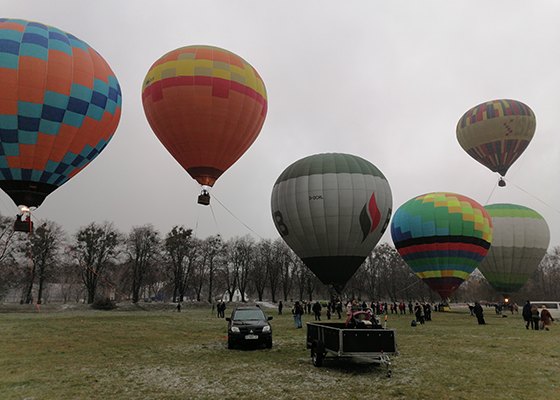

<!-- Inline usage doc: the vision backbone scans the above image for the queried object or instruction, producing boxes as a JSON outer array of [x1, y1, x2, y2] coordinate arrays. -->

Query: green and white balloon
[[478, 203, 550, 296], [271, 153, 392, 292]]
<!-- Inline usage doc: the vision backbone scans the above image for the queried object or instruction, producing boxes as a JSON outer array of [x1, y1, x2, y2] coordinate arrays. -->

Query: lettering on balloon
[[309, 195, 323, 201]]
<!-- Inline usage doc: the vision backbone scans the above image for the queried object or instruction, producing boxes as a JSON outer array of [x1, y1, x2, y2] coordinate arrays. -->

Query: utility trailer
[[306, 321, 398, 377]]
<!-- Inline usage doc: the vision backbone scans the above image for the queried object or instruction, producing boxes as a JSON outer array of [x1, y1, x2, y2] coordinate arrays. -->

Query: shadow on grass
[[312, 357, 392, 376]]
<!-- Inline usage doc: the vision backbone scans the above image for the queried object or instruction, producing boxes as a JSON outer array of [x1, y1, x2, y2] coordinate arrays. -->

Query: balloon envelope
[[478, 204, 549, 296], [391, 192, 493, 299], [0, 18, 122, 208], [456, 99, 535, 177], [271, 153, 392, 291], [142, 45, 267, 187]]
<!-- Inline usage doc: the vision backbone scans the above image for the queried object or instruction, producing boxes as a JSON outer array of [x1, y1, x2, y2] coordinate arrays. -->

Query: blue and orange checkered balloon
[[0, 18, 122, 208]]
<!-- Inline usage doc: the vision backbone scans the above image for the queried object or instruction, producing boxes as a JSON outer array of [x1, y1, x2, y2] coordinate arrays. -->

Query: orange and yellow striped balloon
[[142, 45, 267, 187]]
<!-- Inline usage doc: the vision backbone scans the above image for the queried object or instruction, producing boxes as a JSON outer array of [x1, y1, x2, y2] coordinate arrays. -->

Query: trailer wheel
[[311, 342, 325, 367]]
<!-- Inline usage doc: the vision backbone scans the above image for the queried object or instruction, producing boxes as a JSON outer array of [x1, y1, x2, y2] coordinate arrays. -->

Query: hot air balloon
[[271, 153, 392, 293], [0, 18, 122, 232], [142, 45, 267, 205], [391, 192, 493, 299], [456, 99, 535, 187], [477, 204, 549, 298]]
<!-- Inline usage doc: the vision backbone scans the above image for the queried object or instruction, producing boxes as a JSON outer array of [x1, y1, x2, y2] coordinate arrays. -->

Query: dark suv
[[226, 306, 273, 349]]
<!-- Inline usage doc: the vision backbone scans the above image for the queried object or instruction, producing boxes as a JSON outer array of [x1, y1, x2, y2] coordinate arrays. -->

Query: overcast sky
[[3, 1, 560, 248]]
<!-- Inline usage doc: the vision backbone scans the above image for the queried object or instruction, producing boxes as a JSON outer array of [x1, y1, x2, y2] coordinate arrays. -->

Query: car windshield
[[233, 309, 265, 321]]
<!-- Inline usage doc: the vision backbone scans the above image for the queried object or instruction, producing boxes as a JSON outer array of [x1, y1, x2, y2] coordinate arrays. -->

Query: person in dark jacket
[[522, 300, 532, 329], [473, 302, 485, 325], [530, 304, 540, 330], [292, 301, 304, 328], [414, 303, 425, 325], [336, 301, 343, 319], [312, 301, 322, 321]]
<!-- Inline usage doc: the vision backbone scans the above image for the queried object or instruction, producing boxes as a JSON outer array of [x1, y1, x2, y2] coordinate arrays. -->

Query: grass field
[[1, 302, 559, 400]]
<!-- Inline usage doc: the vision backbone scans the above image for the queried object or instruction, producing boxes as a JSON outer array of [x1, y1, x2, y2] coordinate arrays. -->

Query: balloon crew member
[[473, 302, 485, 325]]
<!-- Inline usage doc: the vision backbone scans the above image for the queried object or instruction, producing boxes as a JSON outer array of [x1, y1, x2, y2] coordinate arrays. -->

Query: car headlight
[[231, 326, 240, 333], [262, 325, 271, 333]]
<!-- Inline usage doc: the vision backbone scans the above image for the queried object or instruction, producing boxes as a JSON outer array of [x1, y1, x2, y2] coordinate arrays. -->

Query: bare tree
[[455, 270, 496, 303], [190, 240, 206, 302], [280, 249, 297, 301], [126, 224, 160, 303], [26, 221, 65, 304], [0, 215, 25, 302], [252, 240, 270, 301], [74, 222, 120, 304], [58, 251, 82, 303], [267, 239, 286, 302], [233, 236, 255, 302], [517, 247, 560, 301], [199, 235, 222, 302], [0, 214, 18, 264], [304, 268, 318, 301], [164, 226, 196, 302], [222, 241, 238, 302], [292, 259, 308, 301]]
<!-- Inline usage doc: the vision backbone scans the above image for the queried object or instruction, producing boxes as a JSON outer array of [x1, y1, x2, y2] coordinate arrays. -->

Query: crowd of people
[[287, 298, 446, 328], [211, 296, 555, 332], [287, 298, 557, 332], [209, 298, 554, 331]]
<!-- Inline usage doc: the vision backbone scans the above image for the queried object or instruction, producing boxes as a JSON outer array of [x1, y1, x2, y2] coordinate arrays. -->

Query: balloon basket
[[498, 178, 506, 187], [198, 191, 210, 206], [14, 215, 33, 233]]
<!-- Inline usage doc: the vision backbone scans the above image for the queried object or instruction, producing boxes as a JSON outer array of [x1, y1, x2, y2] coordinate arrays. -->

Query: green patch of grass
[[0, 304, 559, 399]]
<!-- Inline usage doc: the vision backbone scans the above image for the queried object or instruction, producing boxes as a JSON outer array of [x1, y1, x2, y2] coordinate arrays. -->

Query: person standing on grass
[[414, 302, 425, 325], [278, 301, 283, 315], [423, 303, 432, 321], [473, 302, 485, 325], [540, 306, 554, 331], [217, 300, 226, 318], [530, 304, 540, 330], [292, 301, 304, 328], [336, 300, 343, 319], [522, 300, 532, 329], [312, 300, 322, 321]]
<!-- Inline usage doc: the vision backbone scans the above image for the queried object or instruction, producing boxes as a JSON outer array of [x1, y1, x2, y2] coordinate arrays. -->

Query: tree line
[[0, 215, 558, 305]]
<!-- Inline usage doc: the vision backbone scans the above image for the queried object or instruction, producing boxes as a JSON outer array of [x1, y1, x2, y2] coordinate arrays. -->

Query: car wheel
[[227, 338, 234, 349], [266, 338, 273, 349]]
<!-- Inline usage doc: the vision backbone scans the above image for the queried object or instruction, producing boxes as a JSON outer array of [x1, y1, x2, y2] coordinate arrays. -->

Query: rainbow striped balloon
[[391, 192, 493, 299]]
